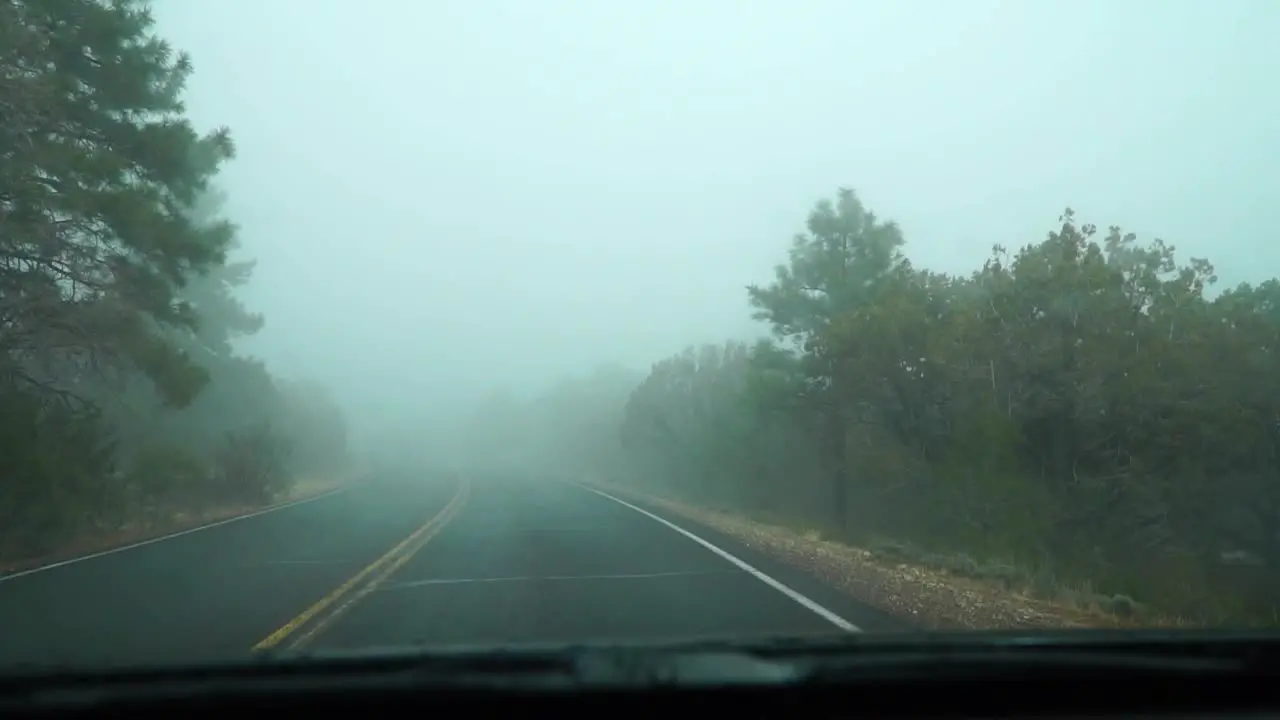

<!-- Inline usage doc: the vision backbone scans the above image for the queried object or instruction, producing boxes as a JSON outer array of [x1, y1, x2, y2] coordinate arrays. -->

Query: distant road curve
[[0, 471, 910, 668]]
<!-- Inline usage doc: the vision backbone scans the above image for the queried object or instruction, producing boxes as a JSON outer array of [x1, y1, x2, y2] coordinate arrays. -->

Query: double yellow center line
[[252, 477, 472, 652]]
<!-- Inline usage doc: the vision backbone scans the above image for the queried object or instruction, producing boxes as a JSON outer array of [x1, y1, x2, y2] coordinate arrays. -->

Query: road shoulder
[[577, 480, 916, 634], [0, 473, 363, 578]]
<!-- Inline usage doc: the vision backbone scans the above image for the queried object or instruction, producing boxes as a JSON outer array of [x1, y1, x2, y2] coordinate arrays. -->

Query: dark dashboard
[[3, 631, 1278, 719]]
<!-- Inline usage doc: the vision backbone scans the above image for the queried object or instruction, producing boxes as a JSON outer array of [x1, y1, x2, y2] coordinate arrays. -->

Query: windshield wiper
[[4, 628, 1280, 709]]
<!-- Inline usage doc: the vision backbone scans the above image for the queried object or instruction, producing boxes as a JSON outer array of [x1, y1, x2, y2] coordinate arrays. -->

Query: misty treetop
[[2, 0, 237, 403], [1, 0, 348, 560]]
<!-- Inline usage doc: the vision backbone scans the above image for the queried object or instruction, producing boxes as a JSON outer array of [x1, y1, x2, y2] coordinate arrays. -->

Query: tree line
[[1, 0, 348, 561], [491, 188, 1279, 626], [10, 0, 1275, 626], [460, 364, 643, 478], [616, 189, 1280, 625]]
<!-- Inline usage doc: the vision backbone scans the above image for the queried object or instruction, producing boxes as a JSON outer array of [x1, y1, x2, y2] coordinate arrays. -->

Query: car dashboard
[[2, 631, 1277, 719]]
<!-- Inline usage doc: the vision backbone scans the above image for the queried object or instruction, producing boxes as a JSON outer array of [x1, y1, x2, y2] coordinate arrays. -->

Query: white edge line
[[0, 483, 359, 583], [574, 483, 862, 633]]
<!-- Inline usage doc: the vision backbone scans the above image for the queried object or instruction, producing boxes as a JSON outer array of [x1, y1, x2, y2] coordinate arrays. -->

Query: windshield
[[2, 0, 1278, 672]]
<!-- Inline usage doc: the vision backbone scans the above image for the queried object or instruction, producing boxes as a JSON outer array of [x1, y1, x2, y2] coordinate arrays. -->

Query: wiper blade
[[5, 628, 1280, 709], [283, 641, 802, 686], [0, 652, 579, 711], [709, 628, 1280, 683], [0, 640, 801, 707], [691, 628, 1280, 660]]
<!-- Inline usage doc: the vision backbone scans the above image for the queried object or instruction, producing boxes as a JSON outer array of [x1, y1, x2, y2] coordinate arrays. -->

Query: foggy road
[[0, 472, 904, 669]]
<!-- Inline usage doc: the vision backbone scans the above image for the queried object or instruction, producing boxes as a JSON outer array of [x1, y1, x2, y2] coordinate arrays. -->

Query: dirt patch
[[587, 481, 1180, 631], [1, 474, 358, 576]]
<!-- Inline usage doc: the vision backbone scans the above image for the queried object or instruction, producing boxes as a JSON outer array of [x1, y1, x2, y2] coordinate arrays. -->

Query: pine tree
[[1, 0, 235, 407]]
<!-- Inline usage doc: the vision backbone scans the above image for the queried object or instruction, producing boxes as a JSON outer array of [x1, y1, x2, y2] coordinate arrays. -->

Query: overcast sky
[[152, 0, 1279, 444]]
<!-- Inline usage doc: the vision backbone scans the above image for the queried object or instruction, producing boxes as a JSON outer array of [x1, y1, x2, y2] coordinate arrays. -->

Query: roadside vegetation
[[485, 194, 1280, 628], [10, 0, 1277, 630], [1, 0, 348, 566]]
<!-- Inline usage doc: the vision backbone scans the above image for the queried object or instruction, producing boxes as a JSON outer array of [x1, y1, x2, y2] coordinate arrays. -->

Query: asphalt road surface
[[0, 471, 909, 669]]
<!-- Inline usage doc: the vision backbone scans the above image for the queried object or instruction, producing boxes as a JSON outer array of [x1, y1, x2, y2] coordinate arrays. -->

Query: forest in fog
[[1, 0, 348, 560], [469, 191, 1280, 626], [7, 0, 1279, 629]]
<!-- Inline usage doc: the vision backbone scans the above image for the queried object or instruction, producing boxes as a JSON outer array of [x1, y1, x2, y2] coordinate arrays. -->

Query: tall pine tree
[[1, 0, 235, 408]]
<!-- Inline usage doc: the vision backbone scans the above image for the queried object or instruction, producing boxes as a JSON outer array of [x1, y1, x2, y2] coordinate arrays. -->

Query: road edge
[[577, 482, 861, 633], [576, 479, 919, 634], [0, 475, 370, 582]]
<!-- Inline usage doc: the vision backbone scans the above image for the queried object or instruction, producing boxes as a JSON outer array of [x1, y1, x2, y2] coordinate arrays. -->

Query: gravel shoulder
[[587, 481, 1181, 631]]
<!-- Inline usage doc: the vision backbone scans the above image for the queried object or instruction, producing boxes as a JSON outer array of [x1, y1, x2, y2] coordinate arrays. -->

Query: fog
[[9, 0, 1280, 653], [151, 0, 1279, 466]]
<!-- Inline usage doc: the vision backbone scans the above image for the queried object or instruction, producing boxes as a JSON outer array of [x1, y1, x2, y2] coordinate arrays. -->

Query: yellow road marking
[[252, 477, 471, 651], [286, 480, 471, 650]]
